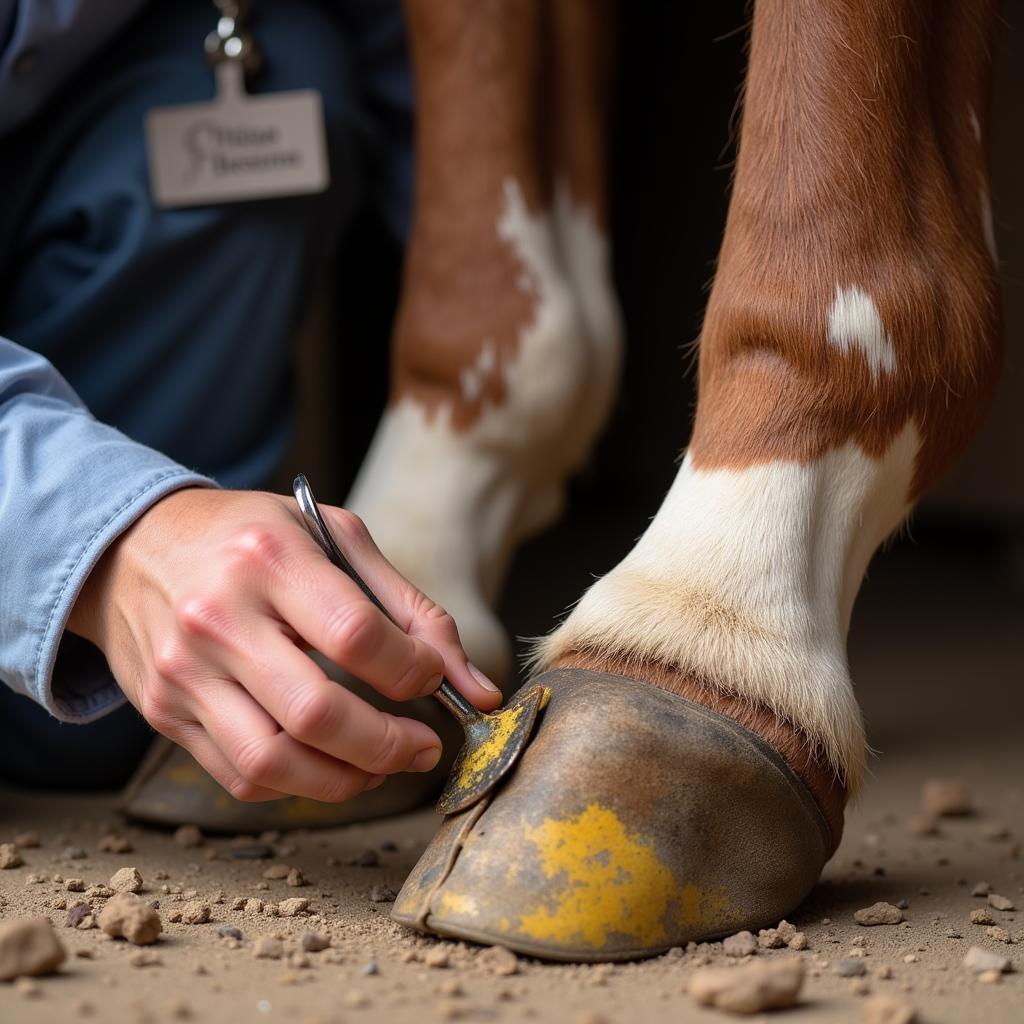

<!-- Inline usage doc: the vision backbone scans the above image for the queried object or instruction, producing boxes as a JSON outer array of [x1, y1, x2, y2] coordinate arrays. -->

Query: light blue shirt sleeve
[[0, 1, 149, 138], [0, 336, 215, 722]]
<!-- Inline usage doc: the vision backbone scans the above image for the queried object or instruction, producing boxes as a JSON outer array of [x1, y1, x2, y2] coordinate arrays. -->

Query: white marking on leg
[[980, 185, 998, 264], [552, 179, 624, 471], [459, 339, 498, 404], [968, 105, 982, 144], [347, 180, 588, 682], [534, 422, 921, 793], [827, 286, 897, 379]]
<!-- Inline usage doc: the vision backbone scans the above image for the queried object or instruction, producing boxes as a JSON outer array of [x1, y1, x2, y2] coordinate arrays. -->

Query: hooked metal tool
[[292, 474, 548, 815]]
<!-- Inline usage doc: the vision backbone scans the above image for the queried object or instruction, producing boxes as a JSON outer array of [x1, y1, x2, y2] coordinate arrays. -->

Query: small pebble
[[969, 909, 995, 926], [962, 946, 1011, 974], [425, 947, 450, 969], [369, 885, 397, 903], [837, 958, 867, 977], [180, 901, 211, 925], [0, 916, 67, 980], [864, 993, 917, 1023], [64, 878, 86, 892], [65, 905, 91, 929], [14, 832, 41, 849], [476, 945, 519, 976], [109, 867, 143, 894], [921, 779, 972, 817], [285, 868, 306, 887], [688, 958, 804, 1014], [855, 903, 904, 927], [128, 949, 162, 968], [988, 893, 1015, 911], [723, 930, 757, 957], [216, 926, 243, 940], [361, 961, 379, 976], [63, 846, 87, 860], [254, 937, 284, 960], [262, 865, 290, 880], [349, 849, 379, 867], [1, 844, 26, 868], [300, 931, 329, 952], [97, 893, 162, 945], [14, 977, 42, 997], [97, 834, 133, 854], [278, 898, 309, 917], [174, 825, 204, 848], [231, 844, 274, 860], [905, 813, 937, 837]]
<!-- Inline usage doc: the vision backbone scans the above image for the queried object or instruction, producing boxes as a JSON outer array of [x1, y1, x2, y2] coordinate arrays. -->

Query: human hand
[[67, 488, 502, 802]]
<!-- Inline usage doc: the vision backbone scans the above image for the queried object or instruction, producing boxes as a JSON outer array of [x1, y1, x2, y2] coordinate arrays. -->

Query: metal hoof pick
[[292, 474, 547, 815]]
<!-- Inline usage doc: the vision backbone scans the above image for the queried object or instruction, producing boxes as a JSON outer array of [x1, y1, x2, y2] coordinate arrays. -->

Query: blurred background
[[284, 3, 1023, 753]]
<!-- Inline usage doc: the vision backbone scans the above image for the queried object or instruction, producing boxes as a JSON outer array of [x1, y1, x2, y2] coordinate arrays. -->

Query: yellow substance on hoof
[[516, 804, 728, 951], [456, 705, 525, 792]]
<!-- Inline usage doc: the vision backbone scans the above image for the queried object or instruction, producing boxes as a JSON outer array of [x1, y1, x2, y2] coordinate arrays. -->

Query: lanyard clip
[[204, 0, 261, 77]]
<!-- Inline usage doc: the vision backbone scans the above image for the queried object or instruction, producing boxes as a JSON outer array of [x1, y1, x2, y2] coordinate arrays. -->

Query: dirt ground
[[0, 739, 1021, 1024], [2, 528, 1022, 1023]]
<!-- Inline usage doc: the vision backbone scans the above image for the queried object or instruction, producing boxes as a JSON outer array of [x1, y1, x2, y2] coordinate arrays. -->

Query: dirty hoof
[[392, 668, 830, 961]]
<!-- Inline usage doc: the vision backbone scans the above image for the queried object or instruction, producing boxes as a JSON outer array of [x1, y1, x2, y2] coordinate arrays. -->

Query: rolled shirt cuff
[[43, 467, 216, 723]]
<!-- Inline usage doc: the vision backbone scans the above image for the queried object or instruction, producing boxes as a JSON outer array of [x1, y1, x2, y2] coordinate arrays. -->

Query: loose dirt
[[1, 736, 1021, 1023]]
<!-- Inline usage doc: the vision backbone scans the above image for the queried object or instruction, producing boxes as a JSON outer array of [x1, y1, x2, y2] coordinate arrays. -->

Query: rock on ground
[[837, 958, 867, 977], [181, 901, 211, 925], [476, 945, 519, 976], [0, 917, 67, 980], [98, 893, 163, 945], [854, 902, 904, 926], [723, 931, 758, 957], [254, 937, 283, 960], [962, 946, 1011, 974], [921, 779, 972, 816], [110, 866, 143, 893], [688, 957, 804, 1014], [300, 931, 330, 952], [278, 898, 308, 917], [0, 842, 24, 869], [173, 825, 204, 848], [864, 994, 917, 1024]]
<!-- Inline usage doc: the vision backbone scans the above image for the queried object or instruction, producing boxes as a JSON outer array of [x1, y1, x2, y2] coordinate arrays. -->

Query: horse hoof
[[392, 668, 830, 962]]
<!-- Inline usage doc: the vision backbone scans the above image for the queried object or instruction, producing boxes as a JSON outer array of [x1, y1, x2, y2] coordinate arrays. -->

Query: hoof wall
[[393, 668, 830, 961]]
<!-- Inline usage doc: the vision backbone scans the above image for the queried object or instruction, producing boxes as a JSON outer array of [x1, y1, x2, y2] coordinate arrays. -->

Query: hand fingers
[[266, 542, 447, 704], [215, 627, 444, 775], [170, 720, 287, 803], [319, 506, 503, 710], [190, 678, 383, 803]]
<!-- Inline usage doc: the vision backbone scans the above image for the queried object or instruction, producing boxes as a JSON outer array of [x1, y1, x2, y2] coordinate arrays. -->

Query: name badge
[[146, 63, 329, 207]]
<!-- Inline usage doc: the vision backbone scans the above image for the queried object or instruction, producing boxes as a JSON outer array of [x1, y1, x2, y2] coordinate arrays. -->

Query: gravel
[[0, 917, 67, 981], [689, 958, 805, 1014], [854, 902, 904, 926], [962, 947, 1011, 974], [98, 893, 163, 945]]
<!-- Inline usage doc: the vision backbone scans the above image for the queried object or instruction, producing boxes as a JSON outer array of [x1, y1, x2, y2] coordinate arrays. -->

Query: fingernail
[[410, 747, 442, 773], [423, 673, 444, 696], [468, 662, 500, 693], [365, 774, 387, 791]]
